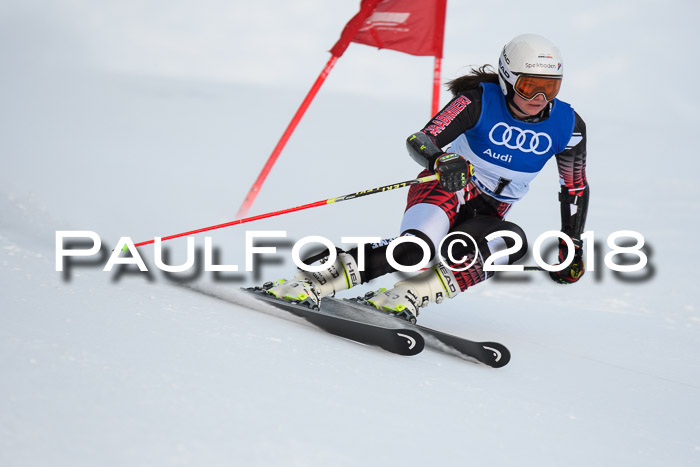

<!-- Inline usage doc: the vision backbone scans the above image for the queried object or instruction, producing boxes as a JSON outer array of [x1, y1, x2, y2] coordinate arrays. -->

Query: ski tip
[[481, 342, 511, 368], [395, 329, 425, 355]]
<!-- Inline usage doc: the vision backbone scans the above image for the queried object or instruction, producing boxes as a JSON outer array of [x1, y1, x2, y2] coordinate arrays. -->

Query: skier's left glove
[[549, 237, 585, 284], [434, 153, 473, 192]]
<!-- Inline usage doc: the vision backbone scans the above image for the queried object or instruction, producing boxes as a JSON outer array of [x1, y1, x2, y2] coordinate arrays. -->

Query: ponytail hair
[[446, 65, 499, 96]]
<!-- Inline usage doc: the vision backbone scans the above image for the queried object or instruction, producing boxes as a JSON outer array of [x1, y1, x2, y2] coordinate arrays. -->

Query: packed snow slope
[[1, 1, 699, 466]]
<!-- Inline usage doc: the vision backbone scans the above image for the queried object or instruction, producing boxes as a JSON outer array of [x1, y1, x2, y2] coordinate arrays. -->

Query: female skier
[[264, 33, 589, 322]]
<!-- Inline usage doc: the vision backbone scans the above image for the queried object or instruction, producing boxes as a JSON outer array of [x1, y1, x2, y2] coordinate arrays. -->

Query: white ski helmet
[[498, 34, 563, 101]]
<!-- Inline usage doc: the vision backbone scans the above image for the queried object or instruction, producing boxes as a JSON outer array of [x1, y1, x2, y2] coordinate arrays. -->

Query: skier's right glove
[[549, 237, 585, 284], [434, 153, 473, 192]]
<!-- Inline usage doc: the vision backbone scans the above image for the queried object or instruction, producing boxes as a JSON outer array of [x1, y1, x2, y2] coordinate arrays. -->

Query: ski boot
[[263, 252, 361, 310], [362, 264, 461, 323]]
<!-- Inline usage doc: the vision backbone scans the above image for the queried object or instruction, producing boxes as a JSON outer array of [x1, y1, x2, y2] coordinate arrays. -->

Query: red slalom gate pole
[[133, 174, 438, 248], [235, 0, 382, 219], [235, 55, 339, 219], [432, 56, 442, 116]]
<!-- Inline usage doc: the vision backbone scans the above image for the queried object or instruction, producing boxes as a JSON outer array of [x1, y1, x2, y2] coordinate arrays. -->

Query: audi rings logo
[[488, 122, 553, 155]]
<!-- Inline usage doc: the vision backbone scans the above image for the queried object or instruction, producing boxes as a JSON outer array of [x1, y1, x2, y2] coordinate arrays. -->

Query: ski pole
[[132, 174, 439, 248]]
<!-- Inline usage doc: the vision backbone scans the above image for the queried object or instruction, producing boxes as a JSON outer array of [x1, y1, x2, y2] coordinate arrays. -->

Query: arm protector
[[405, 132, 444, 170], [558, 185, 589, 240]]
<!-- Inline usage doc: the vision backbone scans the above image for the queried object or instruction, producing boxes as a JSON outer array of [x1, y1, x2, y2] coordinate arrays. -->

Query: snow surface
[[2, 1, 700, 466]]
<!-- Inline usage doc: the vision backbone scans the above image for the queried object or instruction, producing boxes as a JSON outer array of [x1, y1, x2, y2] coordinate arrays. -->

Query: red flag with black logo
[[330, 0, 447, 58]]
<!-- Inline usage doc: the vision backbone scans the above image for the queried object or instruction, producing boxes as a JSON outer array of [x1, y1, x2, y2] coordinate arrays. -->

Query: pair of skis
[[242, 287, 510, 368]]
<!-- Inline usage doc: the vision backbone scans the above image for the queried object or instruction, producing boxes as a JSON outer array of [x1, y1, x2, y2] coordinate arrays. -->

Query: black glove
[[549, 237, 585, 284], [434, 153, 473, 192]]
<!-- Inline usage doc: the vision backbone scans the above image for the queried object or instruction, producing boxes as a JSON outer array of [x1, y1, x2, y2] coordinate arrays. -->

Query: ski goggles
[[514, 74, 562, 101]]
